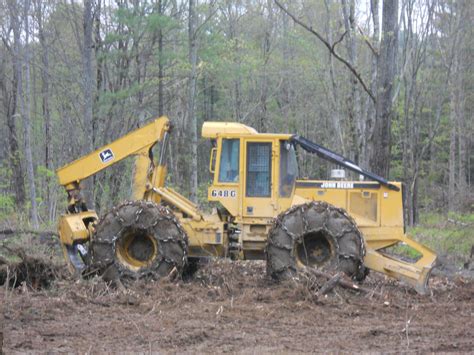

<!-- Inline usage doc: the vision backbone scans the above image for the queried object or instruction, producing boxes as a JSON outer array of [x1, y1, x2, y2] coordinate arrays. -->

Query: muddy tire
[[266, 201, 366, 281], [88, 201, 188, 282]]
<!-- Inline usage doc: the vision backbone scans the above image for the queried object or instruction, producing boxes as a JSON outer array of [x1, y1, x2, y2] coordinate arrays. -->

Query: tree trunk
[[448, 116, 457, 212], [456, 43, 467, 210], [35, 0, 53, 221], [324, 0, 345, 153], [188, 0, 198, 202], [158, 0, 164, 117], [448, 47, 459, 212], [280, 6, 291, 132], [257, 0, 274, 133], [341, 0, 361, 161], [19, 0, 39, 227], [225, 2, 243, 121], [368, 0, 398, 177], [446, 0, 469, 212], [95, 0, 103, 121], [362, 0, 380, 170], [82, 0, 94, 207], [0, 33, 26, 207]]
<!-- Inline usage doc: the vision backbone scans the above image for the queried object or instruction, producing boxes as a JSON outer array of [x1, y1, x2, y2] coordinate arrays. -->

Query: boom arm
[[56, 116, 171, 209], [290, 135, 400, 191]]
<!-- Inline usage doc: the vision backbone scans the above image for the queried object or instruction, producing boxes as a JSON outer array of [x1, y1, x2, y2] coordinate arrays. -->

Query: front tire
[[88, 201, 188, 282]]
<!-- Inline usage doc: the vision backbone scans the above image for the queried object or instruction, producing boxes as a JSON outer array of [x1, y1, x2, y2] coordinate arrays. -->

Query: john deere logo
[[99, 148, 114, 163]]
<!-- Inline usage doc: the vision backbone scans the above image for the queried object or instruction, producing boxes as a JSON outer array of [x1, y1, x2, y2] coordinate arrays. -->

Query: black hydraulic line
[[290, 135, 400, 191]]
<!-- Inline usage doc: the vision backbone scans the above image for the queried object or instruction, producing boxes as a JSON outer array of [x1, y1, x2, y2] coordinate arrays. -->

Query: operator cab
[[203, 122, 297, 221]]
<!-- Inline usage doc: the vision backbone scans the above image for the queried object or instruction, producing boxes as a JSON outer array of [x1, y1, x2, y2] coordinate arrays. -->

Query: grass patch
[[385, 244, 423, 261], [409, 212, 474, 260]]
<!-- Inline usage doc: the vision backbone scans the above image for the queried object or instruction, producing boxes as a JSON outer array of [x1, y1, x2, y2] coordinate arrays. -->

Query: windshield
[[279, 141, 299, 197], [219, 139, 240, 182]]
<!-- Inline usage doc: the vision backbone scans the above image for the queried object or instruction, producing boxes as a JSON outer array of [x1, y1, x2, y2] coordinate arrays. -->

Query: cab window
[[279, 141, 298, 197], [219, 139, 240, 182], [246, 142, 272, 197]]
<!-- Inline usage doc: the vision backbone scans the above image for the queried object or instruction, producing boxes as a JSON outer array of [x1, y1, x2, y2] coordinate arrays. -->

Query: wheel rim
[[296, 230, 335, 268], [115, 229, 158, 271]]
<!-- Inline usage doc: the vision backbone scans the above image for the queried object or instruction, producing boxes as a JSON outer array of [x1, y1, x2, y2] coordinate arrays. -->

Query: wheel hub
[[296, 230, 335, 267], [115, 229, 158, 271]]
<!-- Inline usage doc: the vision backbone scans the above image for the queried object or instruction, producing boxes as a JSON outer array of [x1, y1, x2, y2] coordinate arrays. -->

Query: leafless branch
[[315, 272, 343, 297], [357, 25, 378, 56], [274, 0, 375, 103], [194, 0, 219, 38], [331, 30, 348, 52], [301, 267, 380, 296]]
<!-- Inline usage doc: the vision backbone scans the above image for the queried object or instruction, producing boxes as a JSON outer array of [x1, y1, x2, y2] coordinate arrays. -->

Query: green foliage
[[446, 212, 474, 224], [196, 181, 213, 212], [37, 165, 56, 179], [0, 194, 15, 217], [409, 213, 474, 260], [0, 165, 12, 190], [0, 163, 16, 218]]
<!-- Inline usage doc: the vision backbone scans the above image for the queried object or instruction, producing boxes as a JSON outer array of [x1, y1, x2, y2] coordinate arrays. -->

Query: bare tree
[[274, 0, 375, 103], [82, 0, 94, 207], [454, 1, 470, 210], [17, 0, 40, 227], [275, 0, 398, 176], [220, 0, 244, 121], [158, 0, 165, 116], [0, 17, 26, 207], [255, 0, 275, 133], [367, 0, 399, 177], [188, 0, 199, 202], [341, 0, 361, 161], [34, 0, 53, 221], [323, 0, 345, 153], [441, 0, 469, 211]]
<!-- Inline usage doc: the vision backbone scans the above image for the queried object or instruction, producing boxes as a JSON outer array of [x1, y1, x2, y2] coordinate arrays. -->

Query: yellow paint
[[58, 211, 98, 245], [202, 122, 258, 137], [57, 117, 170, 187]]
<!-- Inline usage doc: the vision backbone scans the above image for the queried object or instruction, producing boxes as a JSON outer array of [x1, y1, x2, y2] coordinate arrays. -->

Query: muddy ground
[[1, 259, 473, 354]]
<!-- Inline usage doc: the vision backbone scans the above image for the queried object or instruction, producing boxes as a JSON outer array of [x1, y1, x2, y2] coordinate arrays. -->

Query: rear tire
[[266, 201, 366, 280], [88, 201, 188, 282]]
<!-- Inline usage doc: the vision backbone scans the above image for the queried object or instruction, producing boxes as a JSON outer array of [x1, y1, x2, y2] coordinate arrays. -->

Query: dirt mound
[[1, 259, 473, 352], [0, 249, 65, 290]]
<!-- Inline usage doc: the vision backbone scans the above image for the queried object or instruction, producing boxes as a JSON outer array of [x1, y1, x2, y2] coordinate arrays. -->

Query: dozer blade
[[363, 235, 437, 295]]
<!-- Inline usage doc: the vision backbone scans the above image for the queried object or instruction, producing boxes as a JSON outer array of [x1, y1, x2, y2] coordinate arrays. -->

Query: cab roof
[[201, 121, 292, 140], [202, 122, 258, 138]]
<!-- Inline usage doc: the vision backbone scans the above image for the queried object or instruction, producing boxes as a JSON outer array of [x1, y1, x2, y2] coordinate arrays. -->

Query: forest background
[[0, 0, 472, 257]]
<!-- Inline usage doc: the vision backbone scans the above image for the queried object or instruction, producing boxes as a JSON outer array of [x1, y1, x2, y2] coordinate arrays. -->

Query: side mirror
[[209, 147, 217, 173]]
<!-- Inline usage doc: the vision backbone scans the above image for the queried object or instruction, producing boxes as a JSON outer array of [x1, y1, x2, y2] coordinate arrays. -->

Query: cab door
[[242, 139, 276, 218], [208, 138, 240, 217]]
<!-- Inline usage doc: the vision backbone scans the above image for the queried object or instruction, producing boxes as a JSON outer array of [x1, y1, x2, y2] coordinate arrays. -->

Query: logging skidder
[[56, 116, 436, 293]]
